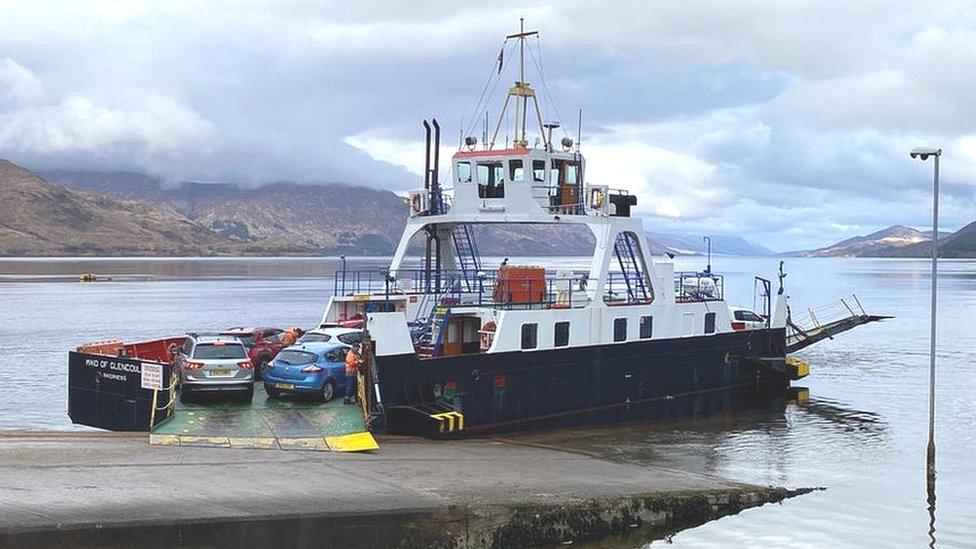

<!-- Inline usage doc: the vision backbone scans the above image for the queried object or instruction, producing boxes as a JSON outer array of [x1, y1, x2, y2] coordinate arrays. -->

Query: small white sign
[[141, 362, 163, 390]]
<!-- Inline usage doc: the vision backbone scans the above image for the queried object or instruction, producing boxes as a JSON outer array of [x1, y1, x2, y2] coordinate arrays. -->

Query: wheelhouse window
[[521, 323, 538, 350], [550, 159, 582, 213], [554, 321, 570, 347], [704, 312, 716, 334], [613, 318, 627, 342], [532, 160, 546, 182], [639, 316, 653, 339], [477, 161, 505, 198], [457, 161, 472, 183], [509, 159, 525, 182]]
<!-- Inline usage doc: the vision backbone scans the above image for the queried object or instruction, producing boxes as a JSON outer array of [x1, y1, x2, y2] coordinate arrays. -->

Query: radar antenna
[[489, 18, 547, 151]]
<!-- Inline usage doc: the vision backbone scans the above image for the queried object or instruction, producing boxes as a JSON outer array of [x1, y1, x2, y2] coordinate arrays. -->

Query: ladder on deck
[[416, 306, 450, 358], [451, 224, 482, 292], [613, 232, 650, 301]]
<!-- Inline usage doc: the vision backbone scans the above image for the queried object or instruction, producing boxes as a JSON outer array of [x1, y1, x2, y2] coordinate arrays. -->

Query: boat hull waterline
[[377, 327, 788, 433]]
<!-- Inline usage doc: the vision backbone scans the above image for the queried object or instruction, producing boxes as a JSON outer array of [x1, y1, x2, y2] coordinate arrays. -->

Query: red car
[[219, 327, 286, 380]]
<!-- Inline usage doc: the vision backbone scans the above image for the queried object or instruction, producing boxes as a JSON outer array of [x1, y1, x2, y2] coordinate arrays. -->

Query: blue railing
[[333, 268, 588, 309], [332, 268, 725, 306]]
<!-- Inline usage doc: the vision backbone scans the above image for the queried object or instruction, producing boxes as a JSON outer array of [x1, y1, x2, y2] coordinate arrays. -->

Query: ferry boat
[[319, 21, 873, 435]]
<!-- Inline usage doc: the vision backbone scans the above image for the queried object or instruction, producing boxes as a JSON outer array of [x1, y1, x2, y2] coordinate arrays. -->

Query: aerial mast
[[489, 18, 547, 151]]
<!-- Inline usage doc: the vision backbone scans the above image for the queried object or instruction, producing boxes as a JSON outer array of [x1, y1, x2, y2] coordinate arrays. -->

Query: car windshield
[[298, 333, 331, 343], [734, 310, 763, 322], [275, 350, 318, 365], [193, 343, 247, 360], [221, 332, 255, 347], [336, 333, 361, 345]]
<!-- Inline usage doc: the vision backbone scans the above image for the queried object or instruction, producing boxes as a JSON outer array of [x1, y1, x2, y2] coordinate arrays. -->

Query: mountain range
[[0, 159, 233, 256], [30, 164, 773, 257], [784, 224, 974, 258], [6, 158, 970, 258]]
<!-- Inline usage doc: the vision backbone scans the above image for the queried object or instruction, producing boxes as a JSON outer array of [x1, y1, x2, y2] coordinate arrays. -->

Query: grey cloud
[[0, 1, 974, 250]]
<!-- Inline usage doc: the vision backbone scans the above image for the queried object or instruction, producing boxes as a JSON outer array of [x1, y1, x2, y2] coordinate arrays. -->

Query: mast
[[489, 18, 546, 151]]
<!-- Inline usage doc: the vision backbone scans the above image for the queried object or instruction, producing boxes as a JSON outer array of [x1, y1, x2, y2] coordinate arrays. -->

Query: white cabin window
[[532, 160, 546, 182], [521, 323, 538, 350], [554, 321, 570, 347], [613, 318, 627, 342], [509, 159, 525, 182], [639, 316, 653, 339], [477, 161, 505, 198], [457, 161, 471, 183]]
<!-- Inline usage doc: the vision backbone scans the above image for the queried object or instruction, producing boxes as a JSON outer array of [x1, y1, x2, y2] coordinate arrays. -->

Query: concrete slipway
[[0, 431, 811, 548]]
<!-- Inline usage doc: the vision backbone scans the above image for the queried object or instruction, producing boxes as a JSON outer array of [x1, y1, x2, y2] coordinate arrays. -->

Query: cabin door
[[442, 316, 482, 356]]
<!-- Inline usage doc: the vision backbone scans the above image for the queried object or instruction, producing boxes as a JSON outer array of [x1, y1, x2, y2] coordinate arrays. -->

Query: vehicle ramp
[[786, 295, 890, 353], [149, 385, 378, 452]]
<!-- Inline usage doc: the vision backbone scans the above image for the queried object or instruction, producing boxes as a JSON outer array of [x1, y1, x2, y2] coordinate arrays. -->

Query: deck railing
[[673, 271, 724, 302], [333, 268, 726, 307]]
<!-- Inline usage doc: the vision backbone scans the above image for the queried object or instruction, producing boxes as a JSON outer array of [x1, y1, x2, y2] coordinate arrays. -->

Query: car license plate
[[275, 383, 295, 390], [210, 369, 233, 377]]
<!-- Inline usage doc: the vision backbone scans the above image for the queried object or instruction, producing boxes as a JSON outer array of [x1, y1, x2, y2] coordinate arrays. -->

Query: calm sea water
[[0, 256, 973, 547]]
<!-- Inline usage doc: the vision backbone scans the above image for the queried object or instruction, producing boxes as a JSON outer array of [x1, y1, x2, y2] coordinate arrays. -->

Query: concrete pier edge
[[0, 431, 817, 547]]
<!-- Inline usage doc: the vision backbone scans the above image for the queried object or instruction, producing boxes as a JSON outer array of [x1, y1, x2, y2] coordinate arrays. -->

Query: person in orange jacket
[[281, 326, 304, 346], [344, 344, 361, 405]]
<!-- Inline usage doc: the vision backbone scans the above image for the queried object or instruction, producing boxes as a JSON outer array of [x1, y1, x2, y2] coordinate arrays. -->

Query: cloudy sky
[[1, 0, 975, 251]]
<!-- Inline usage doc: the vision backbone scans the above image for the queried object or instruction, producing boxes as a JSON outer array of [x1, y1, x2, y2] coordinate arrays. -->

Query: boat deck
[[150, 384, 377, 452]]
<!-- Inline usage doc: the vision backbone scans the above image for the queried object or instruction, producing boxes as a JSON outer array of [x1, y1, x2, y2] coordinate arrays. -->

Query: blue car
[[263, 342, 349, 402]]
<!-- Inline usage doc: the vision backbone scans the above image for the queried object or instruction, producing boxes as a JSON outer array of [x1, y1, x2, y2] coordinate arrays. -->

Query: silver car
[[175, 334, 254, 403]]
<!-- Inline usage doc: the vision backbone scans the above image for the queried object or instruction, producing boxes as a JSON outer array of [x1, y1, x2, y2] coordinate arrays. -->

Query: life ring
[[411, 194, 423, 214]]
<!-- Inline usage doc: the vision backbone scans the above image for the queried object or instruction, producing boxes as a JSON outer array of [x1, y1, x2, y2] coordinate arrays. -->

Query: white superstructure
[[319, 20, 786, 360]]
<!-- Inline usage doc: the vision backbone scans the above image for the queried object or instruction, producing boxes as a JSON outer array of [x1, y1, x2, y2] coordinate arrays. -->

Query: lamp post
[[909, 147, 940, 492], [703, 236, 712, 274], [340, 254, 347, 295]]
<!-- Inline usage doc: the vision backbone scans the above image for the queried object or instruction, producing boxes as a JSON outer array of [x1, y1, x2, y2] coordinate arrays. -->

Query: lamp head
[[910, 147, 941, 161]]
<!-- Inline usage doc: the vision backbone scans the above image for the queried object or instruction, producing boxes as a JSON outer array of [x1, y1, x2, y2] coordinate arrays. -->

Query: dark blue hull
[[376, 328, 789, 433]]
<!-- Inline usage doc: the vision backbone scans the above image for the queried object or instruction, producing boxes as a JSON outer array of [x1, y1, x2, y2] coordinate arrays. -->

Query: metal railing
[[334, 268, 727, 307], [673, 271, 725, 302], [333, 268, 588, 309]]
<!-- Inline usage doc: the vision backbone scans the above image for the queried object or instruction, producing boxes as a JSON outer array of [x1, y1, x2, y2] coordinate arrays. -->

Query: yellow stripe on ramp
[[278, 437, 331, 451], [149, 434, 181, 446], [180, 436, 231, 447], [228, 437, 279, 450], [326, 432, 379, 452]]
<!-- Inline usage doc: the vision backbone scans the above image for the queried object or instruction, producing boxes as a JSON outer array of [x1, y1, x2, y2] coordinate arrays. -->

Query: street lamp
[[702, 236, 712, 274], [340, 254, 347, 294], [910, 146, 940, 493]]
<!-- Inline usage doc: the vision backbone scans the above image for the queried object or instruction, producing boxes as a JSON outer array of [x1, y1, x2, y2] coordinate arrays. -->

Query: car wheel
[[321, 380, 336, 403], [179, 388, 192, 404], [266, 387, 281, 399], [241, 387, 254, 404]]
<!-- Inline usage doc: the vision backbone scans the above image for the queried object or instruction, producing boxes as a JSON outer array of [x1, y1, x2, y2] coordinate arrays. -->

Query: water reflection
[[505, 386, 888, 483]]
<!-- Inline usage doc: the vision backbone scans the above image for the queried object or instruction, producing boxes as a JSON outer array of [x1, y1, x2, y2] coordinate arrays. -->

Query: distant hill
[[0, 160, 234, 256], [43, 170, 408, 255], [875, 220, 976, 258], [787, 225, 944, 258], [5, 164, 776, 258], [646, 232, 773, 256], [42, 169, 602, 256]]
